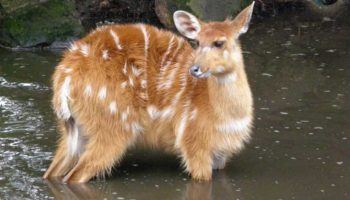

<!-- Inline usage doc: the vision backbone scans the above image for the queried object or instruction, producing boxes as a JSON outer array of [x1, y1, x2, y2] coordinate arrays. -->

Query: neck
[[207, 68, 252, 120]]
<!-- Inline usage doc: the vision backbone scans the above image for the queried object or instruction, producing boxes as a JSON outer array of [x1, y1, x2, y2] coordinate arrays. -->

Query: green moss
[[2, 0, 84, 47]]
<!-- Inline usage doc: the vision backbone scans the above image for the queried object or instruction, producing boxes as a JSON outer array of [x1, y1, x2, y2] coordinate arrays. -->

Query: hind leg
[[44, 122, 78, 178], [62, 121, 136, 183]]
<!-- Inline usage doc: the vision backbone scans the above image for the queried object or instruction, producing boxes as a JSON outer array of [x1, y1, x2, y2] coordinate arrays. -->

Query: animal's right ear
[[173, 11, 201, 40]]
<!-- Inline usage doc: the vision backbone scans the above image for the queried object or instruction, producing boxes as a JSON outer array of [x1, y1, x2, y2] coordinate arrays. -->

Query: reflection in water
[[46, 172, 239, 200], [45, 179, 106, 200]]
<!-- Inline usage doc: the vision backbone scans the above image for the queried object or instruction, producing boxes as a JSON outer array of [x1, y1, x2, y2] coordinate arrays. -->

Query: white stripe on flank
[[160, 36, 175, 68], [84, 84, 92, 97], [158, 39, 183, 90], [110, 29, 123, 50], [98, 86, 107, 100], [138, 24, 149, 60], [109, 101, 117, 114], [139, 24, 150, 98], [80, 44, 90, 57], [131, 122, 143, 135], [163, 67, 178, 89], [123, 62, 128, 75], [215, 117, 252, 134], [59, 76, 71, 120]]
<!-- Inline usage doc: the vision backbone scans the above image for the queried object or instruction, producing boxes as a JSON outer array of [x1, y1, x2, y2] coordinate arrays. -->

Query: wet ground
[[0, 11, 349, 200]]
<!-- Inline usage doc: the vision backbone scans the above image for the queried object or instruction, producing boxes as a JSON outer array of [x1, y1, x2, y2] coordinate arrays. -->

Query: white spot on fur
[[128, 77, 134, 87], [102, 50, 110, 60], [98, 86, 107, 100], [131, 65, 141, 77], [160, 107, 174, 119], [141, 80, 147, 89], [147, 105, 161, 120], [139, 92, 148, 100], [121, 81, 128, 89], [223, 50, 229, 60], [215, 116, 252, 134], [80, 44, 90, 57], [69, 43, 78, 52], [84, 84, 92, 97], [110, 29, 123, 50], [123, 123, 130, 132], [64, 68, 73, 73], [109, 101, 117, 114], [121, 111, 128, 122], [131, 122, 143, 135], [58, 76, 71, 119], [189, 108, 198, 121], [216, 73, 237, 85]]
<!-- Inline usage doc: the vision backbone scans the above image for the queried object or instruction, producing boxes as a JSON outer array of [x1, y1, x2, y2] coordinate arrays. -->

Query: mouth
[[189, 65, 211, 78]]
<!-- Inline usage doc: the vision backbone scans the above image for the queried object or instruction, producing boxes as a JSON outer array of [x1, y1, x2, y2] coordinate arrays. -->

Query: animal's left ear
[[231, 1, 255, 38], [173, 10, 202, 40]]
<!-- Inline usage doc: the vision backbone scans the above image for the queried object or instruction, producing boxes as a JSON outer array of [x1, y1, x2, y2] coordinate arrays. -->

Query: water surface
[[0, 12, 349, 199]]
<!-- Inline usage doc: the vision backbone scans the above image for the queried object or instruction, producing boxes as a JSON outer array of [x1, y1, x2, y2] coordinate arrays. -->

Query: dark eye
[[190, 39, 200, 49], [213, 40, 225, 48]]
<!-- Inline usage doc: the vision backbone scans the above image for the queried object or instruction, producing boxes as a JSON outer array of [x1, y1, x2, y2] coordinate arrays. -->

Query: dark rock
[[0, 0, 84, 48], [74, 0, 163, 31]]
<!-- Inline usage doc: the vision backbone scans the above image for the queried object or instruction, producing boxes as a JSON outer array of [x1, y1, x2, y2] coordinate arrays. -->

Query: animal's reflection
[[183, 171, 239, 200], [45, 178, 106, 200], [46, 172, 239, 200]]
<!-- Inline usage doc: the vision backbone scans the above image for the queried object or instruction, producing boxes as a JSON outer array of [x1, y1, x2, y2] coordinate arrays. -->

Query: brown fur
[[43, 3, 255, 183]]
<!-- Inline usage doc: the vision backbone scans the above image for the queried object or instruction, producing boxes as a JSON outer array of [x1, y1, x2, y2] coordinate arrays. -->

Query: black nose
[[190, 65, 200, 77]]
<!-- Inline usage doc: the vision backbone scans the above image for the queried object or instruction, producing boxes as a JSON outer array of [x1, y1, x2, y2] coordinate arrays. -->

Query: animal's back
[[52, 24, 194, 151]]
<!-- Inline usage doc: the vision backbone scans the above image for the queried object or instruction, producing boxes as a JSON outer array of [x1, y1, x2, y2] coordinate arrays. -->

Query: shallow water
[[0, 12, 349, 200]]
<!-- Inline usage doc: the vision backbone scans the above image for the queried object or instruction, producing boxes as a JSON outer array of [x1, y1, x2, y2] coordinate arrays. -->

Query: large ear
[[173, 10, 201, 39], [232, 1, 255, 38]]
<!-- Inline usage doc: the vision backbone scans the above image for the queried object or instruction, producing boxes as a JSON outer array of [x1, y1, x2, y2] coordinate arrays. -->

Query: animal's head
[[173, 2, 255, 78]]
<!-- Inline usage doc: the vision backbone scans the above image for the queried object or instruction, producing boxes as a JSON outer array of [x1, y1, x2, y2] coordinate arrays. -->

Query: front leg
[[179, 129, 213, 181]]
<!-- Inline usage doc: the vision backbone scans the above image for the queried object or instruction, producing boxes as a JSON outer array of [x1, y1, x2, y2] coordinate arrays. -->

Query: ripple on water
[[0, 76, 49, 91]]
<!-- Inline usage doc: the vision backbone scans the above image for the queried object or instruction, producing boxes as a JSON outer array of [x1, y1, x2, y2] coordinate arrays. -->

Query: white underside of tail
[[67, 121, 83, 157], [59, 76, 71, 120]]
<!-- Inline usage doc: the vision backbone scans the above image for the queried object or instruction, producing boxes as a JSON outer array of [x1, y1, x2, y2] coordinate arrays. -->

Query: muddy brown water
[[0, 12, 349, 200]]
